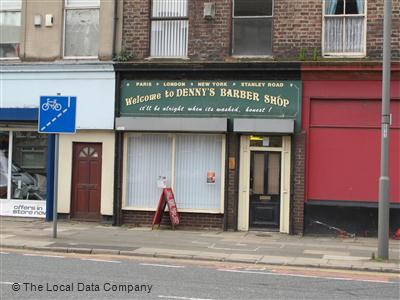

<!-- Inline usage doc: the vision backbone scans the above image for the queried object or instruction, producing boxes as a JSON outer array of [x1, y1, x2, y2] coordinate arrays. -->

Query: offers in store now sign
[[120, 80, 301, 118], [0, 200, 46, 218]]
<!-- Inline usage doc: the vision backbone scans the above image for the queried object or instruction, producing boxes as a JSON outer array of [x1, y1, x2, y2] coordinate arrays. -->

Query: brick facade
[[273, 0, 322, 59], [187, 0, 231, 60], [366, 1, 400, 59], [122, 0, 150, 59], [121, 0, 400, 61], [226, 132, 239, 230], [122, 210, 223, 229]]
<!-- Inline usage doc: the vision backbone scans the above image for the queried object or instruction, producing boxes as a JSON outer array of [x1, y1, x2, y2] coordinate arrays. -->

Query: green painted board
[[120, 80, 301, 119]]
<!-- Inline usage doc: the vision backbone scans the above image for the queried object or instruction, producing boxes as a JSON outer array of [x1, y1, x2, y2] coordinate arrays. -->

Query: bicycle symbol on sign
[[41, 99, 62, 111]]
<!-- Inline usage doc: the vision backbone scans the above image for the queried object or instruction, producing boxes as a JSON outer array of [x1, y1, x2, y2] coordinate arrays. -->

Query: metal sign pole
[[52, 133, 59, 238], [378, 0, 392, 259]]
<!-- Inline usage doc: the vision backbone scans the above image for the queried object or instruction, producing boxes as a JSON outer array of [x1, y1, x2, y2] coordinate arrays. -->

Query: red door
[[71, 143, 102, 220]]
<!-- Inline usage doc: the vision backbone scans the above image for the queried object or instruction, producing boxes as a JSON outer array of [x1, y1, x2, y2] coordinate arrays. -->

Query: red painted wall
[[302, 76, 400, 204]]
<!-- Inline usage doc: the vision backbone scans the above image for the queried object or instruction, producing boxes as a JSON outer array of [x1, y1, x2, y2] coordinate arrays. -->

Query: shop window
[[174, 135, 222, 210], [232, 0, 273, 56], [0, 131, 47, 201], [323, 0, 366, 56], [125, 134, 223, 211], [64, 0, 100, 57], [150, 0, 188, 58], [0, 0, 21, 58]]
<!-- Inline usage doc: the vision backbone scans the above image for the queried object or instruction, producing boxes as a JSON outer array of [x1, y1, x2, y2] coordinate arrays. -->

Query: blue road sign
[[39, 96, 76, 133]]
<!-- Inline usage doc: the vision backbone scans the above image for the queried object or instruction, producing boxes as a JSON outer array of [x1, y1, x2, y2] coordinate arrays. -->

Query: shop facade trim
[[116, 117, 227, 132]]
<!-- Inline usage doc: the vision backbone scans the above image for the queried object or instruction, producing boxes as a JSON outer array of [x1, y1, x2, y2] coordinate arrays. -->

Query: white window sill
[[122, 206, 223, 214], [231, 55, 274, 59], [145, 56, 190, 60], [63, 56, 99, 60], [323, 53, 366, 59], [0, 57, 20, 61]]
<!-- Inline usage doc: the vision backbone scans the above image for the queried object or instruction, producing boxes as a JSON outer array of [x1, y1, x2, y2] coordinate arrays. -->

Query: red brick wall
[[123, 210, 223, 229], [121, 0, 400, 61], [292, 132, 306, 235], [273, 0, 322, 59], [367, 1, 400, 59], [187, 0, 231, 60], [122, 0, 150, 59]]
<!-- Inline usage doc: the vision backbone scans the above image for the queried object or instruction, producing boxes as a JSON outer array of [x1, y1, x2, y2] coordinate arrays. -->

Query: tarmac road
[[1, 250, 399, 300]]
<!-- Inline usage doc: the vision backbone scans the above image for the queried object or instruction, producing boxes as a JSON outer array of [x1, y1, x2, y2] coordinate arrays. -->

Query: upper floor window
[[232, 0, 273, 56], [0, 0, 21, 59], [323, 0, 366, 56], [64, 0, 100, 58], [150, 0, 188, 58]]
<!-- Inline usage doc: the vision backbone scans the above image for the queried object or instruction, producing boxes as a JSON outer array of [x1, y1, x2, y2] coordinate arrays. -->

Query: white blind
[[126, 135, 172, 208], [174, 135, 222, 210], [151, 0, 188, 57], [152, 0, 187, 17], [150, 20, 188, 57]]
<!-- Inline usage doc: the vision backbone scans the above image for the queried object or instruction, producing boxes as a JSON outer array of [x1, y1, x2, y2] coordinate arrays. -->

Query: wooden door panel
[[71, 143, 102, 220]]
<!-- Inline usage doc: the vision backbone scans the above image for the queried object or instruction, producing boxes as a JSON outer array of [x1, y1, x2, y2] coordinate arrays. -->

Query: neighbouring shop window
[[0, 0, 21, 58], [323, 0, 366, 56], [150, 0, 188, 57], [232, 0, 273, 56], [125, 134, 223, 211], [64, 0, 100, 57], [0, 131, 47, 201]]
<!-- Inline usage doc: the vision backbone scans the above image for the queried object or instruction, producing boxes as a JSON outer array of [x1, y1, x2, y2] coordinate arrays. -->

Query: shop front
[[1, 63, 115, 221], [114, 64, 302, 232], [302, 64, 400, 235], [0, 117, 48, 218]]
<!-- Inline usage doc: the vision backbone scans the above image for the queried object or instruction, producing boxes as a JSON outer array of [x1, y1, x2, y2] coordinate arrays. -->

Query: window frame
[[231, 0, 274, 57], [0, 0, 22, 60], [149, 0, 189, 59], [122, 132, 226, 214], [322, 0, 367, 58], [63, 0, 100, 59]]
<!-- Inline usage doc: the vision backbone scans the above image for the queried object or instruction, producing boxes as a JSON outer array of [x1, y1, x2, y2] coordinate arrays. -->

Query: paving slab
[[259, 256, 296, 265], [1, 218, 400, 273], [225, 253, 263, 263]]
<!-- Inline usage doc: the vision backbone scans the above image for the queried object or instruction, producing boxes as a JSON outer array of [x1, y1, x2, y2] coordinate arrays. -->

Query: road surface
[[1, 249, 399, 299]]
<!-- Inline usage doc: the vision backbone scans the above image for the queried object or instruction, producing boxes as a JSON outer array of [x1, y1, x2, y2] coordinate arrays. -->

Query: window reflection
[[10, 132, 47, 200]]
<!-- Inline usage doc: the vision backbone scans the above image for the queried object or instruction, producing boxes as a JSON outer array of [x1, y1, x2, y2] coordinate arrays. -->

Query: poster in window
[[157, 176, 167, 188], [207, 171, 215, 184]]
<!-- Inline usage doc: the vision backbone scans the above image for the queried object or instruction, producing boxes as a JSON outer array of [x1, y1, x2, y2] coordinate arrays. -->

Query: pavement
[[1, 217, 399, 274]]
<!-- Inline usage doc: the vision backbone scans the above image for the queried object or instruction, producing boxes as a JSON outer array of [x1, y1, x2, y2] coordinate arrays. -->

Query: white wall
[[57, 130, 115, 216], [1, 63, 115, 130]]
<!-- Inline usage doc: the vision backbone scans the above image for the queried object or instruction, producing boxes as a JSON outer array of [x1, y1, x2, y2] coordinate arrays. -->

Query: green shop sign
[[120, 80, 301, 118]]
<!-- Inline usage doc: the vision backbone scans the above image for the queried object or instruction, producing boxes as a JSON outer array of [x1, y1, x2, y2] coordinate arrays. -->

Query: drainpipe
[[112, 0, 119, 59], [113, 71, 122, 226]]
